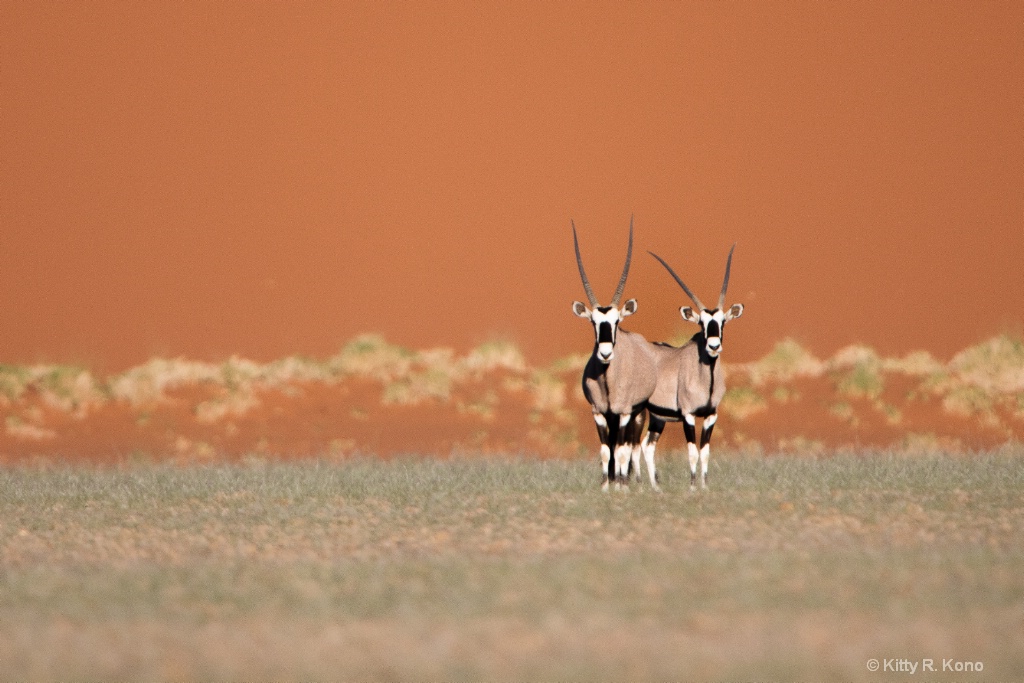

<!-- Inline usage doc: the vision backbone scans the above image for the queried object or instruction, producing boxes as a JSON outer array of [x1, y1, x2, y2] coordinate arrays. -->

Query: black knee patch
[[683, 420, 697, 445]]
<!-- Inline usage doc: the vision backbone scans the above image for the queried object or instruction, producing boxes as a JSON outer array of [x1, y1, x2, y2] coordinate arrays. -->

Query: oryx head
[[572, 217, 637, 365], [649, 245, 744, 359]]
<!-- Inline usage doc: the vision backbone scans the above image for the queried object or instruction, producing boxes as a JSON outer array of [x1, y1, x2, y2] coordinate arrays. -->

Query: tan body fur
[[647, 334, 726, 417], [582, 329, 659, 416]]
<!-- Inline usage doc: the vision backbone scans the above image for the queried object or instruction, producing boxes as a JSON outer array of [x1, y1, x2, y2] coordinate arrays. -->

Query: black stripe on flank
[[647, 403, 683, 421], [692, 405, 717, 419]]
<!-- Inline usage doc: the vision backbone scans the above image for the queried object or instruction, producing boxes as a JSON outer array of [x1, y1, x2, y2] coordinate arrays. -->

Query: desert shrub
[[942, 385, 994, 417], [330, 334, 415, 382], [462, 340, 526, 374], [743, 339, 824, 384], [547, 353, 589, 375], [526, 371, 566, 413], [882, 350, 943, 376], [830, 346, 884, 399], [721, 386, 767, 420], [949, 335, 1024, 394], [264, 356, 338, 385], [110, 358, 223, 406], [836, 364, 883, 399], [0, 364, 32, 402], [382, 367, 454, 405]]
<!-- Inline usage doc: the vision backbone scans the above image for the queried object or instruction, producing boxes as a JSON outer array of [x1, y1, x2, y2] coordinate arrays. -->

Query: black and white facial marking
[[681, 304, 743, 359], [573, 299, 637, 363]]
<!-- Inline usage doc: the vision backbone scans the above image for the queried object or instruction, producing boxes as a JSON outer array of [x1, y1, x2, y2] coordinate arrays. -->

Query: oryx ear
[[573, 301, 590, 318], [621, 299, 638, 317], [726, 303, 744, 320], [680, 307, 700, 323]]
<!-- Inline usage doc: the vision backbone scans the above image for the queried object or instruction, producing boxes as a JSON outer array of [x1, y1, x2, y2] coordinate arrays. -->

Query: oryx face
[[573, 300, 638, 363], [680, 305, 744, 358], [649, 244, 744, 360], [571, 217, 637, 364]]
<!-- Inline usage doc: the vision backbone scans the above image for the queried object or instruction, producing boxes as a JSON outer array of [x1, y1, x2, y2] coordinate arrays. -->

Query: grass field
[[1, 451, 1023, 681]]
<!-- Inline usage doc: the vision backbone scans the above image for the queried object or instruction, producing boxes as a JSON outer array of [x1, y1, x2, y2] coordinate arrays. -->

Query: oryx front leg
[[593, 413, 612, 492], [613, 413, 634, 490], [699, 412, 717, 490], [684, 414, 699, 492]]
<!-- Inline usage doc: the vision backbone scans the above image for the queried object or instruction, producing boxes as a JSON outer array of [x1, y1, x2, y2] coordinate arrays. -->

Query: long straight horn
[[648, 251, 705, 310], [609, 214, 634, 306], [572, 220, 599, 307], [717, 243, 736, 310]]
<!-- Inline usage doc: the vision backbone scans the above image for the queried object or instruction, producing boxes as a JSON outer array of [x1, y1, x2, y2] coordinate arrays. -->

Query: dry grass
[[2, 334, 1024, 459], [5, 334, 1019, 419], [1, 452, 1022, 680]]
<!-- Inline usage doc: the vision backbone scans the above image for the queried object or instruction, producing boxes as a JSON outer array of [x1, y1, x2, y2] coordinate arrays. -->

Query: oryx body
[[572, 218, 658, 490], [640, 246, 744, 491]]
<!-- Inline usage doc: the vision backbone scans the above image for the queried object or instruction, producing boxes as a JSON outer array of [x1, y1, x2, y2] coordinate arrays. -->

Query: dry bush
[[721, 386, 767, 420], [739, 338, 825, 384]]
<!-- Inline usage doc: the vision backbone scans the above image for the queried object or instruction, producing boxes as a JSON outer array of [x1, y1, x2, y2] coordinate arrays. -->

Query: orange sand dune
[[1, 3, 1022, 374]]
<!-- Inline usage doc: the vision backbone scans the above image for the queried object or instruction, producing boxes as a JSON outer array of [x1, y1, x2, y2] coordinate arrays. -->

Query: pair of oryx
[[572, 217, 743, 492]]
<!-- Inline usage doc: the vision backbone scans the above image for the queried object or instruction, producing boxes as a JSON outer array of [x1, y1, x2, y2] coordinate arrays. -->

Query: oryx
[[640, 245, 744, 491], [572, 217, 659, 490]]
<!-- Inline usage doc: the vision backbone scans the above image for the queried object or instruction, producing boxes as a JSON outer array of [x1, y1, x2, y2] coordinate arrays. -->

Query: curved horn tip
[[572, 219, 599, 307], [718, 244, 736, 308], [610, 218, 634, 306], [648, 250, 705, 311]]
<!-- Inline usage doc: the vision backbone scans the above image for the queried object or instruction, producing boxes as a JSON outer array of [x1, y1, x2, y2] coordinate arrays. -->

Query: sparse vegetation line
[[0, 334, 1021, 461]]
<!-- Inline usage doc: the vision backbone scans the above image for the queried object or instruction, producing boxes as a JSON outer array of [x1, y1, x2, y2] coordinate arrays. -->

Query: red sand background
[[2, 1, 1022, 372]]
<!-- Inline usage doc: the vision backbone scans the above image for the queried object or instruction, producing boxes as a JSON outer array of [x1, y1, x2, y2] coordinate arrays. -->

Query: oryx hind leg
[[627, 408, 647, 485], [641, 415, 664, 492]]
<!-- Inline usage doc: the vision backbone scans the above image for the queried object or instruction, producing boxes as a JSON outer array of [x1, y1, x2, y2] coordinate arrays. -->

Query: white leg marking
[[684, 414, 696, 426], [614, 443, 632, 483], [643, 438, 660, 491], [700, 443, 710, 489], [594, 414, 608, 429], [618, 414, 631, 429], [688, 442, 700, 478], [600, 444, 611, 491], [703, 413, 717, 428]]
